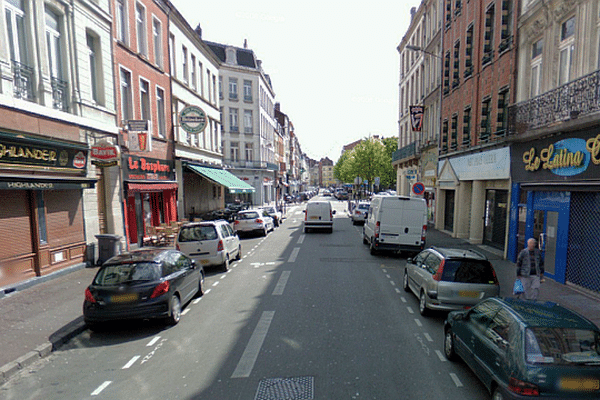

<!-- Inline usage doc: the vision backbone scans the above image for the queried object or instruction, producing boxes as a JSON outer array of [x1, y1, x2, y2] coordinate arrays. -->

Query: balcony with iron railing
[[12, 60, 35, 101], [508, 69, 600, 136], [51, 76, 68, 112], [223, 159, 279, 171], [392, 140, 419, 164]]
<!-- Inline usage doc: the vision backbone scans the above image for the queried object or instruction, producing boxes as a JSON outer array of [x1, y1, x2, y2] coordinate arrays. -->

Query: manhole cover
[[255, 376, 314, 400]]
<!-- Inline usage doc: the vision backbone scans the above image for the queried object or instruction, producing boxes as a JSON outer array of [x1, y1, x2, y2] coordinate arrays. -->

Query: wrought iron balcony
[[392, 141, 419, 163], [51, 77, 68, 112], [508, 69, 600, 136], [12, 60, 35, 101]]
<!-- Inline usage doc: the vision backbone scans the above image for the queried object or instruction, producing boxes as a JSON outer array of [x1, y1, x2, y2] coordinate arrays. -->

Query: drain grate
[[255, 376, 314, 400]]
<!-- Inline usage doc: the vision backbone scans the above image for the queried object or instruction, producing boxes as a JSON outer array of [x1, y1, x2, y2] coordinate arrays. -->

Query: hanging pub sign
[[91, 140, 120, 167], [0, 131, 88, 172], [511, 129, 600, 183], [410, 105, 424, 132], [179, 105, 207, 134], [124, 120, 151, 152], [122, 154, 175, 181]]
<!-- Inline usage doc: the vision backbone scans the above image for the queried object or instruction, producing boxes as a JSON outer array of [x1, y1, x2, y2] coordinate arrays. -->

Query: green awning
[[186, 165, 255, 194]]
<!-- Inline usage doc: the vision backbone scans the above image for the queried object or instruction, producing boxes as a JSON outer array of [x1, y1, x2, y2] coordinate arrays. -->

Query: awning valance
[[127, 182, 178, 192], [186, 165, 255, 194], [0, 174, 96, 190]]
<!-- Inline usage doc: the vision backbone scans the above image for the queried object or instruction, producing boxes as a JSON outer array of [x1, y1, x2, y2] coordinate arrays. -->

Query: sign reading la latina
[[522, 135, 600, 175]]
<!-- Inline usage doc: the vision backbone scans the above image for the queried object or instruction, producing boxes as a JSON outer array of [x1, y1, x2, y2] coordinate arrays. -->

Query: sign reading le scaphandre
[[179, 105, 207, 134]]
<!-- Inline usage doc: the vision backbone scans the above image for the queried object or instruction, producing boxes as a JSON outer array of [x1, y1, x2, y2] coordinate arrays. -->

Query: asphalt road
[[1, 198, 490, 400]]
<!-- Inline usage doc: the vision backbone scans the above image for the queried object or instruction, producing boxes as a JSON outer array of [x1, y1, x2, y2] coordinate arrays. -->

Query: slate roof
[[205, 41, 257, 69]]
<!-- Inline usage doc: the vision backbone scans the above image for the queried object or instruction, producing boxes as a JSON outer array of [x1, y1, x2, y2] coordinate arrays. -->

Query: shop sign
[[0, 132, 88, 172], [410, 106, 424, 132], [123, 155, 174, 181], [179, 105, 207, 134], [124, 120, 151, 152], [447, 147, 510, 181], [512, 131, 600, 183]]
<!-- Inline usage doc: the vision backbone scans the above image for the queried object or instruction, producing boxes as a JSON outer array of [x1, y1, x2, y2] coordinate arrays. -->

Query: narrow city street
[[1, 199, 491, 400]]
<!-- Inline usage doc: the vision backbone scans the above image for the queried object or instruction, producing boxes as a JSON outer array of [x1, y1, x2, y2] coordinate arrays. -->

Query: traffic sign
[[412, 182, 425, 196]]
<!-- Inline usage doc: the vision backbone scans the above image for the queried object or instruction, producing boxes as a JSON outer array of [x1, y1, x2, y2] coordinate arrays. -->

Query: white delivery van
[[363, 196, 427, 255], [303, 201, 335, 233]]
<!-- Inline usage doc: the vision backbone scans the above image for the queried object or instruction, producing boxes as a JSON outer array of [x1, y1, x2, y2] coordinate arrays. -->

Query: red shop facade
[[122, 154, 178, 247]]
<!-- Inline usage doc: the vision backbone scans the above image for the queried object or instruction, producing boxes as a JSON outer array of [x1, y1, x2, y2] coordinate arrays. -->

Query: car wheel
[[403, 270, 411, 292], [222, 255, 229, 272], [419, 290, 428, 316], [363, 234, 368, 245], [197, 272, 205, 297], [328, 227, 333, 234], [235, 245, 242, 261], [369, 238, 377, 255], [167, 295, 181, 325], [262, 227, 268, 237], [491, 388, 504, 400], [444, 328, 457, 361]]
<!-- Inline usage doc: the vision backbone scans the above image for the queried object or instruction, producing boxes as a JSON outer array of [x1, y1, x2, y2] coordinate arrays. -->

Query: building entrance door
[[444, 190, 455, 232], [483, 190, 508, 249], [532, 209, 557, 276]]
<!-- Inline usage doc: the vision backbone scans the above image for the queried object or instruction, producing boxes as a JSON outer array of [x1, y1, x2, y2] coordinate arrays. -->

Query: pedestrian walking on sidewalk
[[515, 238, 545, 300]]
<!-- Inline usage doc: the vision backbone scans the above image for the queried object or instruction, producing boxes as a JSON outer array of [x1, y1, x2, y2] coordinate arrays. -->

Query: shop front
[[508, 129, 600, 294], [122, 155, 178, 247], [420, 146, 438, 224], [0, 131, 95, 288]]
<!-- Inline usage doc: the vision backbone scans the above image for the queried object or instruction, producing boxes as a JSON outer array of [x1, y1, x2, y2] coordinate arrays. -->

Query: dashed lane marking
[[386, 274, 391, 278], [265, 262, 276, 265], [395, 288, 401, 293], [91, 381, 112, 396], [382, 268, 387, 273], [390, 281, 396, 286], [231, 311, 275, 378], [424, 333, 433, 342], [272, 271, 291, 295], [212, 281, 219, 287], [181, 309, 190, 316], [450, 373, 463, 387], [407, 307, 414, 314], [204, 289, 211, 295], [414, 319, 422, 327], [288, 247, 300, 263], [122, 355, 140, 369], [435, 350, 447, 362], [146, 336, 161, 347], [401, 297, 407, 303], [192, 298, 202, 304], [297, 235, 305, 244]]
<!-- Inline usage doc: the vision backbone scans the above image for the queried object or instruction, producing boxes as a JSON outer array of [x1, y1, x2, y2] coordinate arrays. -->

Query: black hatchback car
[[83, 249, 204, 329], [444, 297, 600, 399]]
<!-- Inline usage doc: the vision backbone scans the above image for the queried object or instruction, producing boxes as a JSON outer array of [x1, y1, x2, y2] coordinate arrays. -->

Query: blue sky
[[171, 0, 420, 161]]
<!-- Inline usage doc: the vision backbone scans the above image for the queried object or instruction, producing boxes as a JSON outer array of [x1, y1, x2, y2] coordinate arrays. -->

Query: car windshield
[[525, 327, 600, 365], [358, 204, 369, 210], [179, 225, 218, 242], [93, 263, 161, 286], [441, 259, 497, 284], [263, 207, 276, 213], [239, 212, 259, 220]]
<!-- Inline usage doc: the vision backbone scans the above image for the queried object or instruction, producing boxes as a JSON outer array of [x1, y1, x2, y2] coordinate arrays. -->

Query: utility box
[[95, 234, 122, 265]]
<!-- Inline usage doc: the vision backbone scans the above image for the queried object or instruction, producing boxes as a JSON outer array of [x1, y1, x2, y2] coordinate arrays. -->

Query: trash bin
[[95, 234, 122, 265]]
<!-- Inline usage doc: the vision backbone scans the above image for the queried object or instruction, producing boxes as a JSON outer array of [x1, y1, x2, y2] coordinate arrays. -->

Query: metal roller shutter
[[0, 190, 33, 260], [45, 190, 85, 248]]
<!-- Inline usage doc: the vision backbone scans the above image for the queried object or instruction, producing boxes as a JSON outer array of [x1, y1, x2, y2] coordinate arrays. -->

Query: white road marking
[[288, 247, 300, 263], [435, 350, 447, 362], [181, 308, 190, 316], [401, 297, 407, 303], [204, 289, 211, 295], [414, 319, 422, 327], [220, 274, 227, 279], [297, 235, 305, 244], [192, 298, 202, 304], [122, 355, 140, 369], [386, 274, 391, 278], [424, 333, 433, 342], [231, 311, 275, 378], [382, 268, 387, 273], [265, 262, 276, 265], [407, 307, 414, 314], [91, 381, 112, 396], [450, 373, 463, 387], [146, 336, 161, 347], [251, 263, 264, 267], [390, 281, 396, 286], [272, 271, 291, 295], [395, 288, 401, 293], [212, 281, 219, 287]]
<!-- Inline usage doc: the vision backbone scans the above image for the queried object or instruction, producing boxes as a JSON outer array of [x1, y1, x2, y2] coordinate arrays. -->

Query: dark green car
[[443, 297, 600, 399]]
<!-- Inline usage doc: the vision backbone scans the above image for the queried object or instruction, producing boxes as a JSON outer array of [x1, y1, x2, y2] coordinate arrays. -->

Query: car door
[[407, 251, 430, 294], [171, 252, 196, 303], [421, 253, 441, 295], [225, 224, 238, 257], [482, 308, 513, 388]]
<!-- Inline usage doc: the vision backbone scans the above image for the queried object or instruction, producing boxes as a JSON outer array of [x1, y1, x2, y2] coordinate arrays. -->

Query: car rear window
[[441, 259, 497, 284], [93, 263, 162, 286], [239, 212, 259, 219], [179, 225, 218, 242], [525, 327, 600, 365], [358, 204, 369, 210]]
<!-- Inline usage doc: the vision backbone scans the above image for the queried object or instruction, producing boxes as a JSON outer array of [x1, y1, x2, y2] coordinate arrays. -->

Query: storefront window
[[36, 191, 48, 244]]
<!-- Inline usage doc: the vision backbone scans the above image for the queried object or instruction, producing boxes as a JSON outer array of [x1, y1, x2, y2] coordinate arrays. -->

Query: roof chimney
[[410, 7, 416, 21], [243, 39, 248, 49], [195, 24, 202, 39]]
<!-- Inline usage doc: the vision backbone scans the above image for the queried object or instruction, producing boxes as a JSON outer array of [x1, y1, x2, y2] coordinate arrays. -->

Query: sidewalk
[[1, 224, 599, 386]]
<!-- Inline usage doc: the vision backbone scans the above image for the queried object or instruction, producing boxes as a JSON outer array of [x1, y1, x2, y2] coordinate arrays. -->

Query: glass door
[[540, 211, 558, 275]]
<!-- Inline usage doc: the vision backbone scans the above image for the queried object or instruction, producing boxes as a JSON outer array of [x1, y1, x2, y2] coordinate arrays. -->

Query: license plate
[[560, 378, 600, 391], [310, 216, 319, 220], [200, 260, 209, 265], [458, 290, 480, 298], [111, 293, 139, 303]]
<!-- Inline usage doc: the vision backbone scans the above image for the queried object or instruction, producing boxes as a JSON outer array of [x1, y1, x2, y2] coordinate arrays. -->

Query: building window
[[212, 75, 216, 105], [5, 0, 28, 64], [182, 46, 188, 84], [441, 119, 449, 152], [153, 18, 162, 68], [120, 68, 133, 121], [496, 88, 509, 136], [530, 38, 543, 97], [244, 80, 252, 101], [445, 0, 451, 27], [462, 106, 471, 146], [465, 24, 473, 78], [46, 8, 68, 111], [229, 77, 238, 100], [190, 54, 196, 90], [450, 114, 458, 150], [169, 34, 175, 76], [443, 51, 450, 94], [135, 3, 147, 57], [452, 40, 460, 88], [244, 110, 253, 134], [229, 108, 239, 132], [230, 142, 239, 161], [559, 16, 575, 86], [480, 97, 491, 142], [156, 87, 166, 138], [454, 0, 461, 16], [219, 76, 223, 99], [499, 0, 512, 52], [207, 70, 212, 103], [483, 5, 494, 65], [140, 79, 150, 126], [86, 32, 103, 105], [116, 0, 128, 44], [245, 143, 253, 161]]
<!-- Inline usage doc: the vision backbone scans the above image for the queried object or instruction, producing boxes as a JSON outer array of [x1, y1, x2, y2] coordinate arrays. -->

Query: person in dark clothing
[[515, 238, 545, 300]]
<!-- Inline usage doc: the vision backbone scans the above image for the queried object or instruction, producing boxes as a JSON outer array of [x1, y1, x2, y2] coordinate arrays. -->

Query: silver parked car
[[350, 201, 370, 225], [403, 247, 500, 316], [233, 209, 274, 237], [176, 220, 241, 271]]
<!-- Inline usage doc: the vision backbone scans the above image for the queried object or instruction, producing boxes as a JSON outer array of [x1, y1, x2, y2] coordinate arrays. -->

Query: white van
[[362, 196, 427, 255], [303, 201, 335, 233]]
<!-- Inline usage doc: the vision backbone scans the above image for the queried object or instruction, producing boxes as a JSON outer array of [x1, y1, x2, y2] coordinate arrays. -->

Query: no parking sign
[[412, 182, 425, 196]]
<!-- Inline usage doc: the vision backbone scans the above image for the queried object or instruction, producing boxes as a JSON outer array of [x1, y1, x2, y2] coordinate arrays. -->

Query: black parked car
[[83, 249, 204, 329]]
